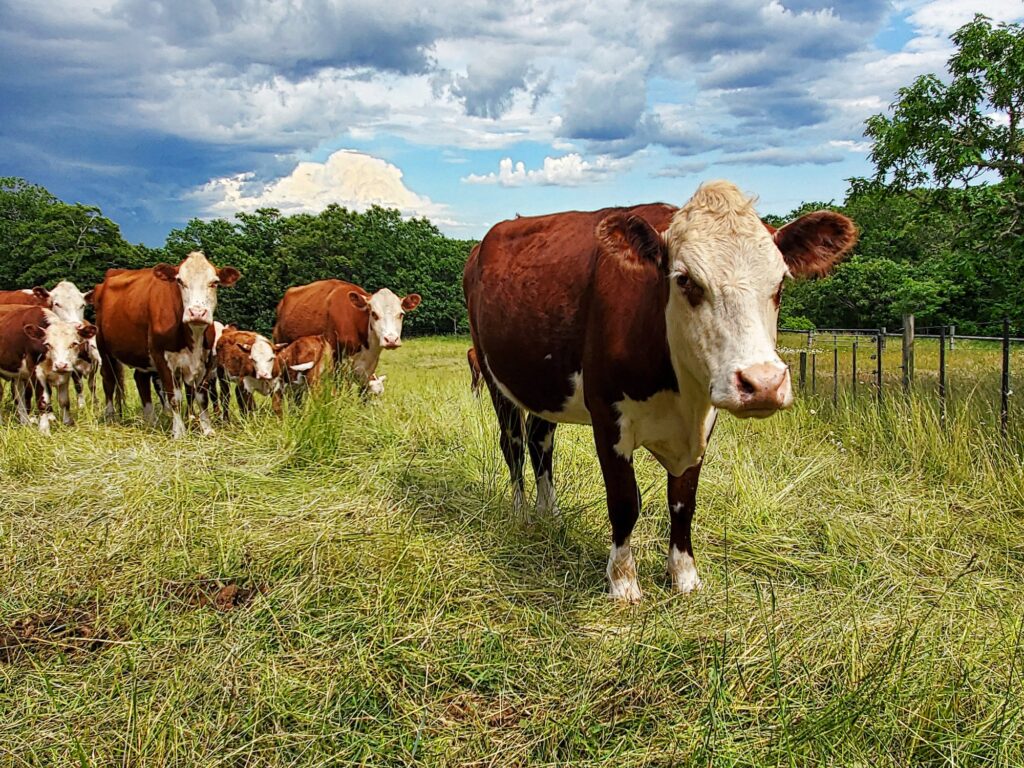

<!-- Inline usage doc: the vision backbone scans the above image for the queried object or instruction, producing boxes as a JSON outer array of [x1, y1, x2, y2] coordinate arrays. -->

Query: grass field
[[2, 335, 1024, 766]]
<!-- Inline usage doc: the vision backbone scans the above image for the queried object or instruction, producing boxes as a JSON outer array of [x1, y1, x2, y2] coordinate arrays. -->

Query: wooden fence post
[[939, 324, 946, 427], [876, 330, 884, 404], [902, 314, 915, 392], [852, 338, 858, 397], [1001, 318, 1010, 439], [799, 351, 807, 391]]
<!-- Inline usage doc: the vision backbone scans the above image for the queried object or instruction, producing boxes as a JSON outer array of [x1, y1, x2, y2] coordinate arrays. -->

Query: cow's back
[[465, 204, 676, 416], [0, 289, 47, 308], [274, 279, 369, 355]]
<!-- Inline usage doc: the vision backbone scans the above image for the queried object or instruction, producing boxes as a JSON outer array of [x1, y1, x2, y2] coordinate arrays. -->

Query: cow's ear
[[377, 374, 387, 382], [239, 343, 252, 353], [23, 324, 46, 342], [154, 264, 178, 282], [596, 214, 667, 273], [401, 293, 421, 312], [32, 286, 50, 301], [77, 323, 97, 340], [775, 211, 857, 278], [273, 342, 289, 353], [218, 267, 241, 286], [83, 289, 95, 305], [348, 291, 369, 311]]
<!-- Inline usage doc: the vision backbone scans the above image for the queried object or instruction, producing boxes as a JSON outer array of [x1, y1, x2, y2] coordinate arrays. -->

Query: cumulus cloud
[[462, 154, 628, 187], [192, 149, 453, 223], [558, 63, 648, 141]]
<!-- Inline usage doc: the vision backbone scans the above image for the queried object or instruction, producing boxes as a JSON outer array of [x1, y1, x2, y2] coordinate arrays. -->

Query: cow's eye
[[371, 312, 380, 321], [210, 280, 219, 287], [176, 277, 184, 287], [676, 273, 705, 307]]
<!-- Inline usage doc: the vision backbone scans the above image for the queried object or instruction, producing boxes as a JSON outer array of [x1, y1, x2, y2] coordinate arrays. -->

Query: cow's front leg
[[58, 378, 74, 426], [34, 378, 53, 435], [667, 464, 703, 593], [153, 356, 185, 438], [593, 419, 642, 603], [194, 383, 215, 436], [14, 379, 33, 426]]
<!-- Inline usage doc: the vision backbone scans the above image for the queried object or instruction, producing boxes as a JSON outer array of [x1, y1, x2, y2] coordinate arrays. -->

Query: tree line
[[2, 15, 1020, 337], [0, 178, 474, 336]]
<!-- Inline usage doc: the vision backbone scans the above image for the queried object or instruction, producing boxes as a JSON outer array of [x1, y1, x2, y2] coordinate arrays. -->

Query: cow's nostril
[[736, 371, 757, 396]]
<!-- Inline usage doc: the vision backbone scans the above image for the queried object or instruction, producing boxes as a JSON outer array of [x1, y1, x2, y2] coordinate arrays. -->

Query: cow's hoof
[[608, 577, 643, 603], [668, 548, 702, 594]]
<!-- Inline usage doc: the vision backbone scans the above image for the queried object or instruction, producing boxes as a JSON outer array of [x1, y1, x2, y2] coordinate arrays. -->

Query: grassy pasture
[[2, 335, 1024, 766]]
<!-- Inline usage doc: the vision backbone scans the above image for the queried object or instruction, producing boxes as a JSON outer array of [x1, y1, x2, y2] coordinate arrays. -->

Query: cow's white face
[[665, 202, 790, 416], [26, 313, 97, 376], [367, 374, 386, 396], [249, 336, 277, 381], [349, 289, 421, 349], [599, 180, 856, 418], [47, 281, 92, 323], [154, 251, 240, 327], [661, 182, 855, 417]]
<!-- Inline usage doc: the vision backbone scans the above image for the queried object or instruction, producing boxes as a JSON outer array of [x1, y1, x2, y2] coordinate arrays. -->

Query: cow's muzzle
[[731, 363, 791, 417], [185, 308, 211, 325]]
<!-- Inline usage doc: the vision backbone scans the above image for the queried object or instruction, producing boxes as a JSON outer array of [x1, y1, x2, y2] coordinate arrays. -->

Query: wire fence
[[778, 317, 1024, 442]]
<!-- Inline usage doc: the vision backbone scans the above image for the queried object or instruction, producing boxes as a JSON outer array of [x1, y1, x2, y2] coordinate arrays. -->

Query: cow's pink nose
[[54, 362, 70, 372], [735, 364, 789, 412], [186, 308, 210, 323], [383, 337, 401, 348]]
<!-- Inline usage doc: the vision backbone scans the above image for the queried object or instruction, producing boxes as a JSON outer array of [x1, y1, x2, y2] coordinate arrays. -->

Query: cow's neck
[[351, 332, 382, 381]]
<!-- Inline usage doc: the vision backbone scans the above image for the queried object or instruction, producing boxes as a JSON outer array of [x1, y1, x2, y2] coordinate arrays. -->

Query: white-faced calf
[[0, 305, 97, 433], [215, 328, 284, 417]]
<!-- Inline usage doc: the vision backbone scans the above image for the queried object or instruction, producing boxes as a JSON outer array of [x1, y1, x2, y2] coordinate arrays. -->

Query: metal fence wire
[[778, 317, 1023, 439]]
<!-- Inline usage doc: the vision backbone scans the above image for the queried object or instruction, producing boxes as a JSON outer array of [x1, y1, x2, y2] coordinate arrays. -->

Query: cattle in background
[[273, 280, 420, 390], [366, 373, 386, 397], [467, 347, 483, 396], [0, 305, 97, 433], [214, 328, 284, 418], [0, 288, 49, 307], [273, 334, 333, 410], [93, 251, 240, 438], [464, 180, 857, 602]]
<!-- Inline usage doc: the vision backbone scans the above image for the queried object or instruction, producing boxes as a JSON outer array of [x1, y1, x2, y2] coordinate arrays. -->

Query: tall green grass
[[2, 336, 1023, 766]]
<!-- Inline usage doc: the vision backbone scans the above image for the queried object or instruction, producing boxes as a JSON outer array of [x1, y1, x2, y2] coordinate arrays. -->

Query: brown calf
[[0, 305, 97, 433], [215, 328, 284, 418]]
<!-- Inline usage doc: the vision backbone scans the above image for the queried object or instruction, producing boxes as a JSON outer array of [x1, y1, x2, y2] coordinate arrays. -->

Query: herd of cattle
[[0, 255, 420, 436], [1, 180, 859, 601]]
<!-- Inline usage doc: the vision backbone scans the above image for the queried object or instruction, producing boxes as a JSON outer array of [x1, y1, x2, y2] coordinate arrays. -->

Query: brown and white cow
[[93, 252, 240, 438], [467, 347, 483, 396], [0, 288, 49, 307], [273, 280, 420, 389], [465, 180, 856, 602], [214, 327, 284, 418], [0, 305, 97, 433]]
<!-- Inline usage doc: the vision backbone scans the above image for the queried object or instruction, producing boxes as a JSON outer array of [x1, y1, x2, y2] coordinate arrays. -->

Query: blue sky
[[1, 0, 1021, 246]]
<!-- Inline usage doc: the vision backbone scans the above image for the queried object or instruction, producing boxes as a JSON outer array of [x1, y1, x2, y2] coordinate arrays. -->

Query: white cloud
[[192, 149, 454, 223], [462, 154, 628, 187]]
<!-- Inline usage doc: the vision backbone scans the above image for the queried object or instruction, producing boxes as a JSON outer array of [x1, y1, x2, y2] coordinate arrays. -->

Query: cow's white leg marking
[[667, 541, 702, 594], [142, 401, 156, 425], [607, 539, 642, 602], [535, 471, 559, 517], [59, 380, 74, 426]]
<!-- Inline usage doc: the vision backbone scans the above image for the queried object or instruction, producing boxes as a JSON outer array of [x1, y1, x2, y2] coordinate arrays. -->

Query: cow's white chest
[[165, 338, 206, 386], [350, 346, 380, 380], [614, 391, 713, 475], [242, 375, 275, 396]]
